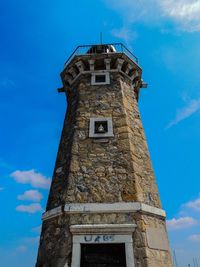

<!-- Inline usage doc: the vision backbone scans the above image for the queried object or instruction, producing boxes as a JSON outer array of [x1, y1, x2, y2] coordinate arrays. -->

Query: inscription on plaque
[[84, 234, 115, 243]]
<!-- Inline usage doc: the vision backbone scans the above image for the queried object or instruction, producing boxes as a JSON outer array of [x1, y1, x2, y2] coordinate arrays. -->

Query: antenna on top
[[100, 32, 103, 44]]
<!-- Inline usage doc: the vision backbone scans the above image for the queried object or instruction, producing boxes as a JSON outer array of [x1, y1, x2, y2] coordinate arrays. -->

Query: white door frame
[[70, 224, 136, 267]]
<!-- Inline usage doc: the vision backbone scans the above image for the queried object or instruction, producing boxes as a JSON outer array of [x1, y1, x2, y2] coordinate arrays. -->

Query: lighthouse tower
[[36, 43, 172, 267]]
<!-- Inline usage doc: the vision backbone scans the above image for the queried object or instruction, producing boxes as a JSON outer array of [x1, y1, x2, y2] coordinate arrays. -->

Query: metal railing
[[64, 43, 139, 66]]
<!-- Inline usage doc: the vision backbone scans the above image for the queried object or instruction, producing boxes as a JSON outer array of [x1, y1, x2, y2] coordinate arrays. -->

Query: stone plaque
[[146, 227, 169, 251]]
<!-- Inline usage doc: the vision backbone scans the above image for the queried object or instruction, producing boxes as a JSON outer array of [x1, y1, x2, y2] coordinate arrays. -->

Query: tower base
[[36, 202, 172, 267]]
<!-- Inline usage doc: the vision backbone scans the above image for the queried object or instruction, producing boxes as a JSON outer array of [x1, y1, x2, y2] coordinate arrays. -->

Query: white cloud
[[188, 234, 200, 242], [105, 0, 200, 32], [16, 203, 43, 214], [166, 97, 200, 128], [160, 0, 200, 32], [17, 190, 43, 202], [105, 0, 158, 23], [11, 169, 51, 189], [184, 197, 200, 212], [167, 217, 197, 230], [111, 27, 137, 43]]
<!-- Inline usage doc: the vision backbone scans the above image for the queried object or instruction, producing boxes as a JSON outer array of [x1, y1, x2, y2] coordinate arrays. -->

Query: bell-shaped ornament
[[98, 124, 105, 133]]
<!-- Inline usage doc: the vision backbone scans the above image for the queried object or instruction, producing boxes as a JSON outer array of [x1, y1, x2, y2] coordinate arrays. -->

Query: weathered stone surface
[[36, 49, 172, 267]]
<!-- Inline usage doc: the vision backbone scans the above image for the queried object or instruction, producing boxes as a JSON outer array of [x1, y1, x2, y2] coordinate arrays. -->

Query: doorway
[[80, 243, 126, 267]]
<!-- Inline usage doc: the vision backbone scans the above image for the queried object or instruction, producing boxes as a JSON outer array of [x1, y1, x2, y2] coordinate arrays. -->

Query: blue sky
[[0, 0, 200, 266]]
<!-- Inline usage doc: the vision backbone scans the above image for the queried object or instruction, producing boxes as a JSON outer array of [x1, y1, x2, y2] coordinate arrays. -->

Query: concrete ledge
[[64, 202, 166, 217], [70, 224, 137, 234], [64, 202, 140, 213], [42, 206, 62, 221], [42, 202, 166, 221], [140, 203, 166, 217]]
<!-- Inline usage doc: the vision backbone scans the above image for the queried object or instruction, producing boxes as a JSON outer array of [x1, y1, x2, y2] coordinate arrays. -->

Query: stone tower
[[36, 43, 172, 267]]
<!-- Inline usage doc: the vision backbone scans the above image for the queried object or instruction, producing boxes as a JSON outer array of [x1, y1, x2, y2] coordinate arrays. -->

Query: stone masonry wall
[[48, 72, 161, 206], [36, 216, 72, 267], [47, 72, 161, 209], [36, 71, 172, 267], [36, 212, 172, 267], [120, 79, 161, 207], [64, 73, 137, 203], [46, 89, 79, 210], [133, 214, 172, 267]]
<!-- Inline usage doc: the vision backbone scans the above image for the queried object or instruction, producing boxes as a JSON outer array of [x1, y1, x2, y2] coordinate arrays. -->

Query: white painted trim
[[104, 58, 111, 70], [71, 243, 81, 267], [89, 117, 114, 138], [42, 202, 166, 221], [64, 202, 166, 217], [42, 206, 62, 220], [140, 203, 166, 217], [91, 71, 110, 85], [70, 224, 137, 234], [125, 242, 135, 267], [71, 226, 136, 267], [73, 234, 133, 244], [64, 69, 137, 87]]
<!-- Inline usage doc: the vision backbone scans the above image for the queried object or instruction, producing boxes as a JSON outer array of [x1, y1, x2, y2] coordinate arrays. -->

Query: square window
[[89, 118, 114, 138], [95, 74, 106, 83], [91, 72, 110, 85]]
